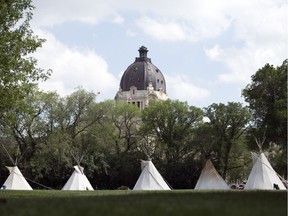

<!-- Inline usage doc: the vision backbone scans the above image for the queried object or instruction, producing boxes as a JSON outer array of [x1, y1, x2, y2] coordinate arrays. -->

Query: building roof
[[119, 46, 166, 93]]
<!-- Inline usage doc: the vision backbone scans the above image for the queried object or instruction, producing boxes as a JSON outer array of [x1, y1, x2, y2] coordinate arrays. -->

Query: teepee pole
[[253, 133, 266, 152], [1, 143, 16, 165]]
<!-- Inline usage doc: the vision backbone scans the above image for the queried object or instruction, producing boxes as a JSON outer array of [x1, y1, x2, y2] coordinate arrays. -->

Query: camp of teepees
[[1, 136, 287, 191]]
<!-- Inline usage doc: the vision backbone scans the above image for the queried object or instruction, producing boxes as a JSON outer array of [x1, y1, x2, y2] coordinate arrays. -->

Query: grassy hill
[[0, 190, 286, 216]]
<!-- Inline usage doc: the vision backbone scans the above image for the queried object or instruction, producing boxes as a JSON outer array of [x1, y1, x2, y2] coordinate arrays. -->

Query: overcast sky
[[31, 0, 287, 108]]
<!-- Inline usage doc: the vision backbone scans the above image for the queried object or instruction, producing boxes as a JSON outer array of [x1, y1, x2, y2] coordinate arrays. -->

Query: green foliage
[[109, 101, 141, 154], [141, 100, 204, 188], [0, 0, 51, 183], [141, 100, 203, 161], [204, 102, 252, 178], [0, 64, 286, 188], [243, 60, 287, 149], [89, 100, 143, 189], [243, 60, 287, 178], [192, 123, 218, 160], [0, 0, 51, 116]]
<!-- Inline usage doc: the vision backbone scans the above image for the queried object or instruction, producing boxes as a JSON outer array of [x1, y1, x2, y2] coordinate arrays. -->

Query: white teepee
[[1, 166, 33, 190], [133, 160, 171, 190], [194, 159, 229, 190], [244, 153, 286, 190], [62, 165, 94, 190]]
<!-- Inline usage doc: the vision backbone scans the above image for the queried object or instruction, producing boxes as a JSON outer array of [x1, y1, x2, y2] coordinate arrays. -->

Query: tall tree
[[242, 60, 287, 178], [141, 100, 203, 188], [242, 60, 287, 149], [0, 88, 61, 187], [91, 100, 143, 189], [6, 89, 59, 160], [142, 100, 203, 162], [192, 123, 218, 161], [204, 102, 252, 178], [0, 0, 51, 118], [95, 100, 142, 156]]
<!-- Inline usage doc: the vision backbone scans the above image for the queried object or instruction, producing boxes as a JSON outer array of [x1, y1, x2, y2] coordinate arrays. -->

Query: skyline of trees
[[0, 73, 286, 189], [0, 59, 287, 189]]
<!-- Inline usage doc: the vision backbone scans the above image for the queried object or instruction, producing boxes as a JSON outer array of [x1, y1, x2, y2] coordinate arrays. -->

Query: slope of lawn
[[0, 190, 286, 216]]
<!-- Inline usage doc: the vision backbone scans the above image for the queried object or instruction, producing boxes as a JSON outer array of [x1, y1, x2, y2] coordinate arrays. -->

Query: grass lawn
[[0, 190, 286, 216]]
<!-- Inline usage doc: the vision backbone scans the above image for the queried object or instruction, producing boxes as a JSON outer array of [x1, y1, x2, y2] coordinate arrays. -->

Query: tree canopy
[[242, 60, 287, 149], [0, 0, 51, 117], [242, 59, 287, 177], [204, 102, 252, 178]]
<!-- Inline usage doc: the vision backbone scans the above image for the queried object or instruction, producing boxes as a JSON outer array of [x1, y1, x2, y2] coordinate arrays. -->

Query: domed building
[[115, 46, 169, 110]]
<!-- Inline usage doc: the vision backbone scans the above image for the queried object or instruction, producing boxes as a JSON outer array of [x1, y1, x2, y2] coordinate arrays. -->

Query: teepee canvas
[[1, 166, 33, 190], [62, 165, 93, 190], [244, 153, 286, 190], [194, 159, 229, 190], [133, 160, 171, 190]]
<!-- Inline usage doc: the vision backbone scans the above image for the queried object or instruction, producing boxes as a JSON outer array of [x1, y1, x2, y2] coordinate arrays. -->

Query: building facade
[[115, 46, 169, 110]]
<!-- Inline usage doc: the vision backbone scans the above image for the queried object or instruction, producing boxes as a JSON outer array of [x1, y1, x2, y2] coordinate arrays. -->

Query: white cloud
[[32, 0, 122, 27], [165, 74, 210, 103], [204, 44, 223, 60], [126, 29, 138, 38], [110, 14, 125, 24], [136, 17, 197, 42], [207, 43, 284, 84], [35, 30, 118, 99], [32, 0, 233, 40], [203, 0, 288, 84]]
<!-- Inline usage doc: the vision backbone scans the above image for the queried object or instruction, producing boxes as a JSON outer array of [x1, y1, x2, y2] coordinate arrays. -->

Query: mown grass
[[0, 190, 286, 216]]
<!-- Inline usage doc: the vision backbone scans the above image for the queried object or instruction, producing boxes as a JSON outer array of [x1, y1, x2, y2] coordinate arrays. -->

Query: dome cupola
[[115, 46, 168, 110], [119, 46, 166, 93]]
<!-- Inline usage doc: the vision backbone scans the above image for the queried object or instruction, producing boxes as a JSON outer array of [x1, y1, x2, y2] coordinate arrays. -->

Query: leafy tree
[[92, 100, 142, 189], [0, 1, 51, 184], [0, 0, 51, 117], [242, 60, 287, 149], [0, 88, 61, 188], [142, 100, 203, 162], [94, 100, 142, 155], [49, 88, 104, 186], [204, 102, 252, 178], [61, 88, 102, 140], [141, 100, 203, 188], [0, 88, 58, 161], [242, 60, 287, 177], [0, 87, 105, 188], [192, 123, 218, 160]]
